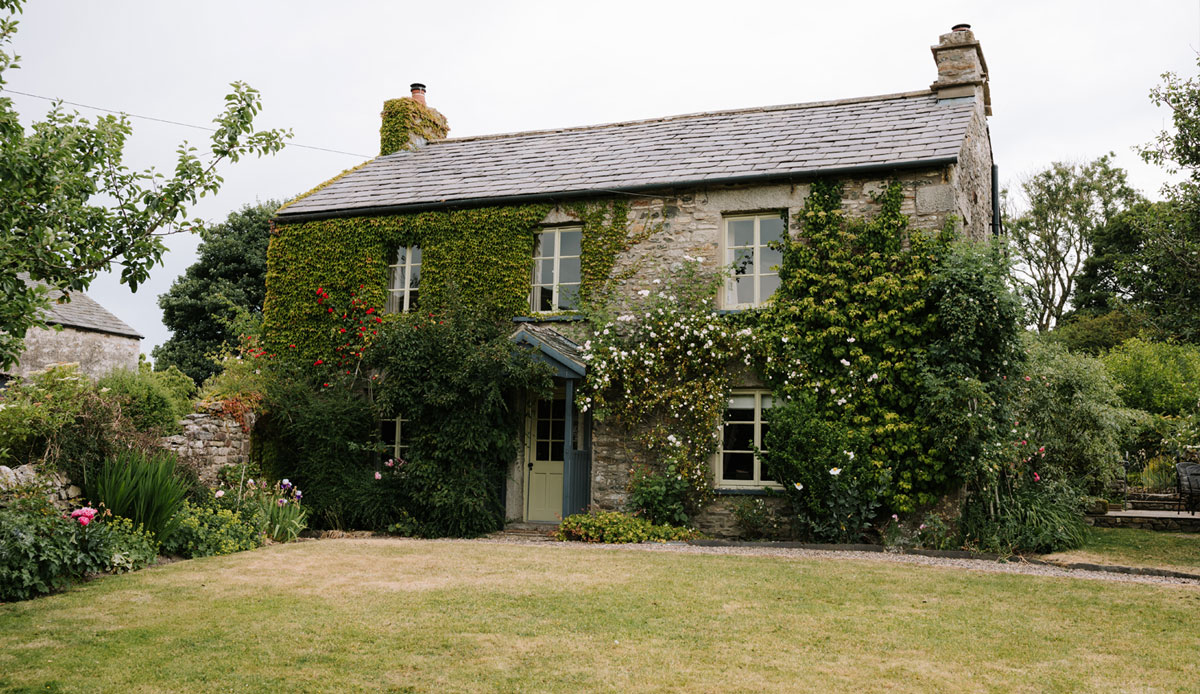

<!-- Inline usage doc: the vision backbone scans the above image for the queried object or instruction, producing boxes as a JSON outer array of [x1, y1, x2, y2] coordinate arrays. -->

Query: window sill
[[714, 487, 781, 496], [514, 314, 586, 323]]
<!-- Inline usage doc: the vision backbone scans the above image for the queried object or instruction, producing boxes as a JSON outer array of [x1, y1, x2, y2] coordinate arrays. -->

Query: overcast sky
[[7, 1, 1200, 354]]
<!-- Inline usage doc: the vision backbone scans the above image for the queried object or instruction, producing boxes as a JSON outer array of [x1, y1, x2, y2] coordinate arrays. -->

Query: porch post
[[562, 378, 575, 520]]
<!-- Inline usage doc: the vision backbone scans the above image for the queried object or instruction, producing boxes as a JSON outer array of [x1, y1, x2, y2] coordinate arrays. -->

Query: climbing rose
[[374, 471, 382, 480]]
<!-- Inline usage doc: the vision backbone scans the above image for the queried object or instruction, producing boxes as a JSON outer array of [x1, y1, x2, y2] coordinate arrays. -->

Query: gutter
[[273, 156, 959, 225]]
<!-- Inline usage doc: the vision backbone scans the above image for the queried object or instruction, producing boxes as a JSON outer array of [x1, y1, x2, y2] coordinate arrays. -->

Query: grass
[[1041, 526, 1200, 574], [1, 538, 1198, 693]]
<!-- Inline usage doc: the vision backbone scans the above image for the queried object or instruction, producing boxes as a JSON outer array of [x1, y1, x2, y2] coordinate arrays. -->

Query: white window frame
[[387, 245, 421, 313], [383, 415, 409, 461], [715, 390, 778, 488], [530, 227, 582, 313], [724, 213, 784, 308]]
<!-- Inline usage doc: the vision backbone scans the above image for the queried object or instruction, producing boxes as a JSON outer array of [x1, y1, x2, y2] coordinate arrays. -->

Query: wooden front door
[[526, 394, 565, 522]]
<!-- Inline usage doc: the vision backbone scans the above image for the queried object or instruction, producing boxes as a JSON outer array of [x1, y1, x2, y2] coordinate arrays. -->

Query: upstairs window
[[531, 227, 582, 312], [387, 246, 421, 313], [725, 214, 785, 308], [716, 391, 776, 487]]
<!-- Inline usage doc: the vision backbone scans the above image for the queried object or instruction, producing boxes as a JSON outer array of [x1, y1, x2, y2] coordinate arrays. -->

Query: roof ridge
[[419, 90, 937, 148]]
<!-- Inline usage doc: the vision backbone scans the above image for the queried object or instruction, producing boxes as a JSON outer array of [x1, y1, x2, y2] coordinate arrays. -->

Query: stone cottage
[[3, 278, 142, 383], [268, 25, 995, 535]]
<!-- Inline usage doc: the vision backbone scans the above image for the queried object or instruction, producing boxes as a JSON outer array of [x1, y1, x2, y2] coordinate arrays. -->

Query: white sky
[[7, 0, 1200, 353]]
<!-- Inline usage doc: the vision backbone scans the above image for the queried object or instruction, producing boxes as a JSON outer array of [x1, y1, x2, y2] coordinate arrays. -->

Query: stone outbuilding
[[3, 280, 142, 383], [269, 25, 997, 536]]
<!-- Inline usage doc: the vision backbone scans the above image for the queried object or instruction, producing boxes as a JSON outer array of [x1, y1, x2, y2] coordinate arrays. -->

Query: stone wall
[[161, 402, 255, 486], [948, 105, 994, 241], [0, 464, 83, 509], [5, 326, 140, 381]]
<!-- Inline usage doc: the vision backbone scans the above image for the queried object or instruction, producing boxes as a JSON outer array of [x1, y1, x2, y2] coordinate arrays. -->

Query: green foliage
[[93, 451, 189, 541], [0, 0, 289, 369], [263, 204, 551, 363], [1102, 338, 1200, 415], [96, 367, 187, 434], [1004, 154, 1143, 332], [626, 465, 691, 526], [554, 509, 697, 543], [750, 181, 1024, 512], [762, 394, 887, 543], [245, 478, 307, 543], [160, 501, 264, 558], [567, 200, 659, 305], [729, 497, 788, 541], [1049, 310, 1146, 355], [367, 300, 554, 537], [0, 364, 92, 465], [153, 202, 278, 384], [254, 363, 382, 530], [581, 260, 747, 513], [1015, 338, 1135, 495], [960, 478, 1087, 555], [0, 495, 158, 602], [379, 97, 448, 156]]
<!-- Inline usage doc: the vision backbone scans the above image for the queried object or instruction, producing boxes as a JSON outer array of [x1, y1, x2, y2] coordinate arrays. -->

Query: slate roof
[[279, 90, 976, 219], [20, 276, 143, 339], [511, 324, 584, 377]]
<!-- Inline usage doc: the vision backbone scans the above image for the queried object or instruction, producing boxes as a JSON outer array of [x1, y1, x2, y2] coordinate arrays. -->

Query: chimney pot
[[410, 83, 427, 106], [951, 23, 971, 32]]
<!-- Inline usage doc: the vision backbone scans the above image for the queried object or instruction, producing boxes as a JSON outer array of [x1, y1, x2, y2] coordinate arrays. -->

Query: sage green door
[[526, 395, 565, 522]]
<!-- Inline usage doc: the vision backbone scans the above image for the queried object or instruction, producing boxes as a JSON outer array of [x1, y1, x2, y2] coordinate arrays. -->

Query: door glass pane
[[551, 419, 565, 440], [537, 419, 550, 439], [729, 219, 754, 247], [559, 230, 581, 257], [536, 441, 550, 460], [723, 452, 754, 480], [550, 441, 564, 461], [551, 399, 566, 418]]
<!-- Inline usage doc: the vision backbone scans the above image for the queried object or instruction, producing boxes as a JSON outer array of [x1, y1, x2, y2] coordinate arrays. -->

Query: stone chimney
[[930, 24, 991, 115], [379, 83, 449, 156]]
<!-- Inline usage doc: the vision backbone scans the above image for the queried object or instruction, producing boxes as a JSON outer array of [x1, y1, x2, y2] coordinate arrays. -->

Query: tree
[[0, 0, 289, 369], [1005, 155, 1143, 332], [153, 202, 278, 384]]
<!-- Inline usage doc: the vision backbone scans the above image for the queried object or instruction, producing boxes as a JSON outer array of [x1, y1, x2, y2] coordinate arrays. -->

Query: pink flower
[[919, 523, 927, 530], [384, 459, 394, 467], [374, 471, 382, 480], [1033, 472, 1041, 482], [78, 516, 90, 526], [215, 490, 225, 498], [1024, 376, 1032, 381]]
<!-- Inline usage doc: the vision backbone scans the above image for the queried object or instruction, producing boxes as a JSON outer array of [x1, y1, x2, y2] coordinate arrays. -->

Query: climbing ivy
[[379, 98, 448, 156], [747, 180, 1022, 513], [263, 204, 551, 362]]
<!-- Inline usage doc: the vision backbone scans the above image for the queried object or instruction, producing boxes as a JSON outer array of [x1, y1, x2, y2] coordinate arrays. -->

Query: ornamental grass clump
[[93, 450, 189, 541]]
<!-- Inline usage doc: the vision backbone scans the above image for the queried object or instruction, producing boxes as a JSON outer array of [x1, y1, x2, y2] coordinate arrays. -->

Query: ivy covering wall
[[263, 205, 553, 361]]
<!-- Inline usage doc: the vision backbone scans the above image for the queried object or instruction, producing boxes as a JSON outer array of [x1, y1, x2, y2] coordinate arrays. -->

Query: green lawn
[[1, 539, 1198, 693], [1042, 527, 1200, 574]]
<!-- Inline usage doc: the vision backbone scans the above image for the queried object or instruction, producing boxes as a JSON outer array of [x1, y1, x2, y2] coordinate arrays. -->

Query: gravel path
[[469, 535, 1200, 588]]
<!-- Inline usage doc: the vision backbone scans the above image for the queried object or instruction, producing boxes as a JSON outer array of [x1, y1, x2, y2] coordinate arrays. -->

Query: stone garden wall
[[0, 464, 83, 509], [161, 402, 255, 486]]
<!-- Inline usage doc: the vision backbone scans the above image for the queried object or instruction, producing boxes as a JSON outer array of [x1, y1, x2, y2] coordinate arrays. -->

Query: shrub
[[0, 496, 158, 601], [1015, 338, 1136, 495], [93, 451, 190, 541], [761, 394, 888, 543], [0, 364, 92, 466], [961, 478, 1087, 555], [97, 367, 185, 434], [1103, 338, 1200, 415], [366, 298, 553, 537], [555, 510, 696, 543], [161, 501, 264, 558], [730, 497, 788, 540], [626, 465, 691, 526]]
